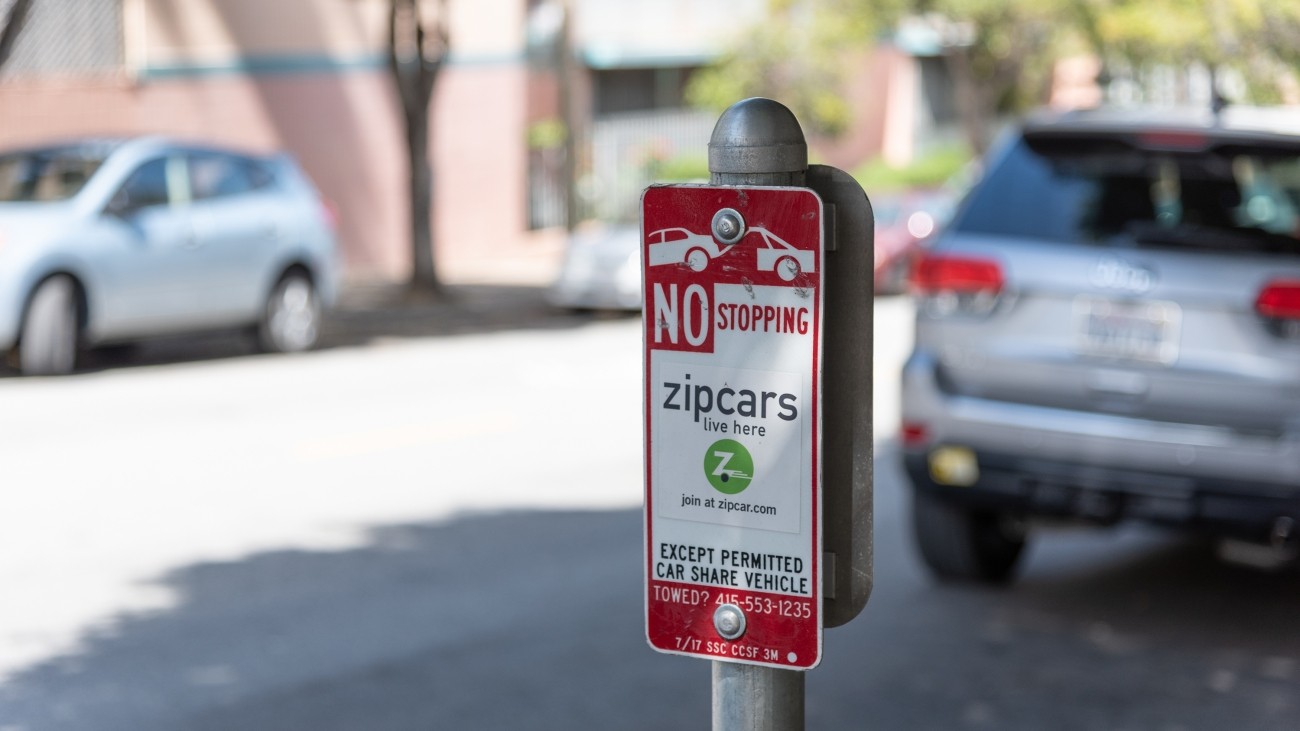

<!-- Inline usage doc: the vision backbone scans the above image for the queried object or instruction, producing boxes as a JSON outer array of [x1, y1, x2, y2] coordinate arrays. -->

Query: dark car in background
[[872, 189, 956, 295], [0, 137, 339, 375], [901, 106, 1300, 582]]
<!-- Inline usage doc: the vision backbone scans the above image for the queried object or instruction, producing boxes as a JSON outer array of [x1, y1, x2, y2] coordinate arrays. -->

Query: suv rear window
[[955, 135, 1300, 252]]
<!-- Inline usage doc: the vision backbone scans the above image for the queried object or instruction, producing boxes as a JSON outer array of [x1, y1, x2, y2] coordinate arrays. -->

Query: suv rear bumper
[[903, 451, 1300, 541], [902, 351, 1300, 540]]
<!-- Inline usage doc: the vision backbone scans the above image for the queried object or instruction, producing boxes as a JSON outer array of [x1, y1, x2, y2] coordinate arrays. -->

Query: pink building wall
[[0, 0, 536, 283]]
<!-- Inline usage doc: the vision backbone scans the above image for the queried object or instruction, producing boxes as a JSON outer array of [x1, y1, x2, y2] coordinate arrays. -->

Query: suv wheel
[[912, 489, 1027, 584]]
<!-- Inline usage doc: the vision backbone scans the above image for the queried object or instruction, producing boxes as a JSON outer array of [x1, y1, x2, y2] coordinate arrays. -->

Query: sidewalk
[[439, 226, 566, 286], [437, 232, 566, 288], [324, 233, 589, 346]]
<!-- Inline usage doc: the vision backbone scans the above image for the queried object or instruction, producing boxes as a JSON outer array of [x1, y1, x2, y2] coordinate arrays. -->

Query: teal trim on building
[[137, 50, 523, 80], [581, 47, 717, 70]]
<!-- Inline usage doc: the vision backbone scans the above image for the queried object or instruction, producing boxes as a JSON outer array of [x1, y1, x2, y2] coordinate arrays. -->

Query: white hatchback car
[[0, 137, 340, 375]]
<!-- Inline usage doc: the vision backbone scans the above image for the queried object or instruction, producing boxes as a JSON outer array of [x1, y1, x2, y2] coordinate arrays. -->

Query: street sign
[[643, 184, 823, 670]]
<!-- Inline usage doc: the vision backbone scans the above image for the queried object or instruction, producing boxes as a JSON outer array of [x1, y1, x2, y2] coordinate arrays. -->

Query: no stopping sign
[[643, 184, 823, 670]]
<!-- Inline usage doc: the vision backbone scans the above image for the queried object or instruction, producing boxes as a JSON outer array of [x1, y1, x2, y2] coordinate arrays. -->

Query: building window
[[0, 0, 123, 80], [593, 66, 695, 117]]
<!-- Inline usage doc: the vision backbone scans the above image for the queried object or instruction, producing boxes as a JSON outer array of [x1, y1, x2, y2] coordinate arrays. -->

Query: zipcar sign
[[643, 185, 823, 670]]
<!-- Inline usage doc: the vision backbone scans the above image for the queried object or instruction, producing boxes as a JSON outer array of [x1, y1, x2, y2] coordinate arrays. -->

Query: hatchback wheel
[[912, 489, 1026, 584], [259, 271, 320, 353], [20, 275, 79, 376]]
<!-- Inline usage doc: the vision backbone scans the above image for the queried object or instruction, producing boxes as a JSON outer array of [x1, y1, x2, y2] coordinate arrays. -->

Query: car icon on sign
[[647, 227, 734, 272], [748, 226, 815, 281]]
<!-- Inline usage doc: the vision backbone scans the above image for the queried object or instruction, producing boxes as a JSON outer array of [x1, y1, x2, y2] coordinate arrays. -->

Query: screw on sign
[[642, 183, 824, 670]]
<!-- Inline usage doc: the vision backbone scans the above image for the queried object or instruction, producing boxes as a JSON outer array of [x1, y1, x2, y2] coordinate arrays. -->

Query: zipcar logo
[[1092, 257, 1154, 294], [704, 439, 754, 494]]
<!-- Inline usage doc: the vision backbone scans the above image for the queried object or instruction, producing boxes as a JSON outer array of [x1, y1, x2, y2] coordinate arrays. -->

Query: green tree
[[1071, 0, 1300, 105], [691, 0, 1300, 161], [687, 0, 1068, 153], [915, 0, 1076, 152], [686, 0, 900, 138]]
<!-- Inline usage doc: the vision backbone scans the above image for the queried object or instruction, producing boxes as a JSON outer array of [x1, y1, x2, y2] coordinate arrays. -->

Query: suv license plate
[[1074, 297, 1181, 364]]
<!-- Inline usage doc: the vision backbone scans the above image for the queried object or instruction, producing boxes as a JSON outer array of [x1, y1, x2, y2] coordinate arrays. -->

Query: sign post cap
[[708, 97, 808, 175]]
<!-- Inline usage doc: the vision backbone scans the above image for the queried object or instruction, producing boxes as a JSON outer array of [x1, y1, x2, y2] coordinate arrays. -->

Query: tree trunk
[[389, 0, 447, 296], [404, 91, 439, 292], [556, 2, 578, 231], [944, 48, 991, 156]]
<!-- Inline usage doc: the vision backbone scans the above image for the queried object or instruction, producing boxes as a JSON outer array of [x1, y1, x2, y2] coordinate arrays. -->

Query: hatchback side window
[[246, 158, 277, 190], [112, 158, 171, 211], [189, 153, 258, 200]]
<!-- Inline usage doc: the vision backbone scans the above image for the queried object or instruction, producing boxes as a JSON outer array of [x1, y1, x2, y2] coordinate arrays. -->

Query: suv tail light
[[911, 253, 1005, 316], [1256, 280, 1300, 320], [901, 421, 930, 448], [911, 254, 1004, 295], [1257, 280, 1300, 338]]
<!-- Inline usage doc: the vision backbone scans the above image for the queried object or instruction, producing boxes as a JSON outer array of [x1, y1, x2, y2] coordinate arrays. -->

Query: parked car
[[0, 137, 339, 375], [547, 222, 642, 311], [901, 105, 1300, 582]]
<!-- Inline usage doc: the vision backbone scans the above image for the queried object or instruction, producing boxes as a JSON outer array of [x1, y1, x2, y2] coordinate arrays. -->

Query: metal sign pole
[[644, 96, 872, 731], [705, 97, 811, 731], [713, 661, 805, 731]]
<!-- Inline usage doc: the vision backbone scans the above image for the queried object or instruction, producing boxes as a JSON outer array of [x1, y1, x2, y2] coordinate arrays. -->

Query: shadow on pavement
[[3, 470, 1299, 730], [0, 509, 705, 731], [51, 283, 635, 374], [322, 282, 635, 347]]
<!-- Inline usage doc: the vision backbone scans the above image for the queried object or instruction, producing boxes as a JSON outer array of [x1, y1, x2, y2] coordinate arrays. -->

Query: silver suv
[[901, 106, 1300, 582]]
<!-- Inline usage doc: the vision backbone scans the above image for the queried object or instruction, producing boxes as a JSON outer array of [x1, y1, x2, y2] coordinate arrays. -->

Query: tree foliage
[[689, 0, 1300, 157], [686, 0, 901, 137], [687, 0, 1068, 151], [917, 0, 1075, 151], [1072, 0, 1300, 105]]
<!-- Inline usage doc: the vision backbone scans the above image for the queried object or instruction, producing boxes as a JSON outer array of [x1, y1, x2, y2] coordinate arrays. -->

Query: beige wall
[[131, 0, 525, 66], [130, 0, 387, 67], [0, 0, 536, 282]]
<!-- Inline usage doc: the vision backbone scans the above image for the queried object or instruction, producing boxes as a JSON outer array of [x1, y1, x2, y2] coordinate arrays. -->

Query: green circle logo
[[704, 439, 754, 494]]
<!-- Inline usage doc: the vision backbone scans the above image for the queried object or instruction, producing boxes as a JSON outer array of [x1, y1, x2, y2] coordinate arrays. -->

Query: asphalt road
[[1, 292, 1297, 730]]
